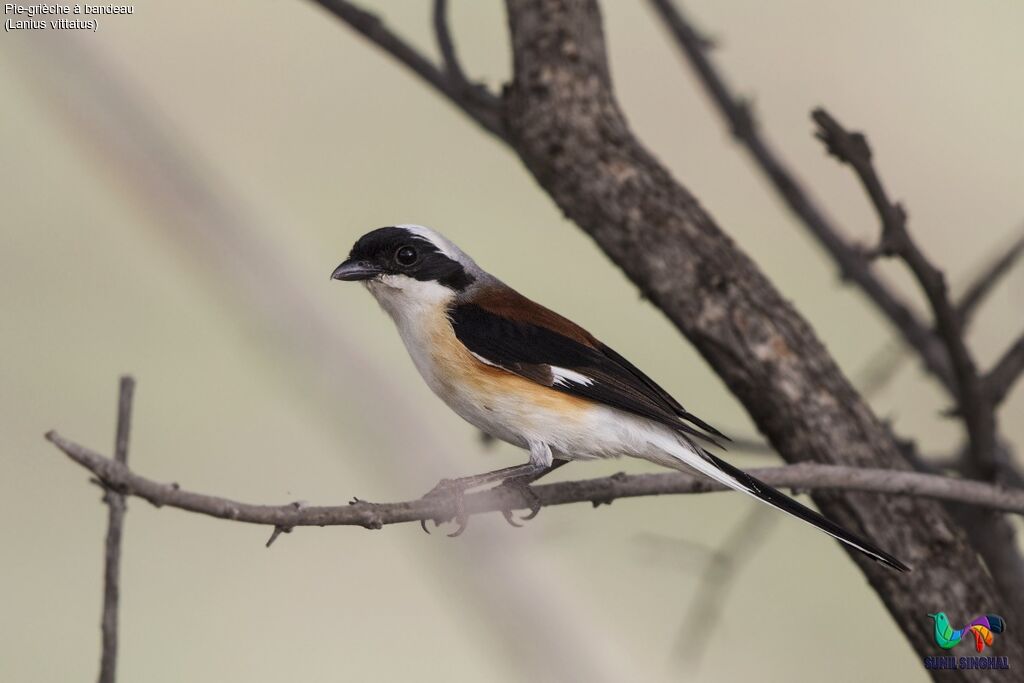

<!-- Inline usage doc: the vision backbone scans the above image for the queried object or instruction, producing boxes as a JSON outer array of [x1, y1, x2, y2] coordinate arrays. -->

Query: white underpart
[[365, 274, 457, 393], [394, 223, 462, 261], [550, 366, 594, 387], [529, 440, 553, 468]]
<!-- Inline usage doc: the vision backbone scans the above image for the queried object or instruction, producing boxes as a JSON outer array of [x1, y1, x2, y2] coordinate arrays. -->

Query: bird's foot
[[495, 475, 543, 528], [419, 478, 470, 537]]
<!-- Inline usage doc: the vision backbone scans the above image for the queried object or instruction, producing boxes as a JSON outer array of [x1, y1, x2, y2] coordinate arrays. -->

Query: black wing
[[451, 301, 910, 572], [449, 303, 727, 447]]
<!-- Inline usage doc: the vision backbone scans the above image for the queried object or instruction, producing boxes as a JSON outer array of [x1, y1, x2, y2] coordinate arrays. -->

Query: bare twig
[[649, 0, 1023, 510], [309, 0, 507, 140], [984, 334, 1024, 406], [811, 111, 1024, 625], [646, 0, 954, 391], [46, 430, 1024, 532], [432, 0, 466, 83], [856, 230, 1024, 398], [98, 376, 135, 683], [812, 108, 997, 477], [431, 0, 497, 113], [956, 229, 1024, 328]]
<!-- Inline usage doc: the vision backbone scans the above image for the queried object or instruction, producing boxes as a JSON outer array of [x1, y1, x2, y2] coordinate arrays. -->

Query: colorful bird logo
[[928, 612, 1006, 653]]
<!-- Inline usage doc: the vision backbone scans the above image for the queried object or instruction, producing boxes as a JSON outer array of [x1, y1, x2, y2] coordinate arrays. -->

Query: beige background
[[2, 1, 1022, 681]]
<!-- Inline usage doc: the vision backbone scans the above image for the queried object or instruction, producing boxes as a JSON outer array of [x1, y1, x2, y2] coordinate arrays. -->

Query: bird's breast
[[386, 299, 594, 446]]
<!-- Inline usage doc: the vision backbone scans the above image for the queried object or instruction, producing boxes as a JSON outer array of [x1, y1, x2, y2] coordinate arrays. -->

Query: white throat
[[365, 274, 456, 357], [365, 274, 457, 396]]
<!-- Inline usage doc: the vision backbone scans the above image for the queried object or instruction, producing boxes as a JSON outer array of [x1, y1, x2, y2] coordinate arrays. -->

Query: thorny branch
[[812, 108, 999, 476], [47, 430, 1024, 533], [649, 0, 1023, 465], [810, 109, 1024, 628], [645, 0, 954, 391], [643, 0, 1024, 647], [856, 229, 1024, 400], [98, 376, 134, 683]]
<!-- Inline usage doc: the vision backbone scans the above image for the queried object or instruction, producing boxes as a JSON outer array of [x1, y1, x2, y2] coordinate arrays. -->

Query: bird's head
[[332, 225, 481, 312]]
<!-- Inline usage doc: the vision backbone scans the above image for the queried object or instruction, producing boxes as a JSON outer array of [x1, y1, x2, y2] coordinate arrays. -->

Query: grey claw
[[421, 478, 468, 537], [501, 508, 523, 528]]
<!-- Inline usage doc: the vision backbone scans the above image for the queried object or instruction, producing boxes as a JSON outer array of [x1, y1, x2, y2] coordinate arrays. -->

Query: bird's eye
[[395, 245, 418, 266]]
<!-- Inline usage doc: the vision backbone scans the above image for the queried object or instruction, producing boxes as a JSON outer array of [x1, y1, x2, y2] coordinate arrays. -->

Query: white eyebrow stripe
[[395, 224, 460, 261], [551, 367, 595, 387]]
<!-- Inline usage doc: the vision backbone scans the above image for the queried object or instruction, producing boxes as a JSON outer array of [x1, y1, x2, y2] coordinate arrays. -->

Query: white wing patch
[[470, 351, 501, 368], [551, 366, 595, 387]]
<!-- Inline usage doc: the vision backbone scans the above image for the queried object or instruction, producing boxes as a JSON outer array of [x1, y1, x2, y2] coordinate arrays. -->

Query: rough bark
[[502, 0, 1021, 669]]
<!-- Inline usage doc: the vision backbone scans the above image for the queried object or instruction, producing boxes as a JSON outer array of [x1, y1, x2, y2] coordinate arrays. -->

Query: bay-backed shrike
[[332, 225, 908, 571]]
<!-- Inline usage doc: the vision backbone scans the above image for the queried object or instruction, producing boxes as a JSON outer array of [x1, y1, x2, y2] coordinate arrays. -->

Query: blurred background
[[2, 1, 1022, 681]]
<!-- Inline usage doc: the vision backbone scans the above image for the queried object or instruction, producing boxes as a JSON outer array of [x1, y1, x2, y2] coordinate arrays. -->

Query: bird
[[331, 224, 909, 572]]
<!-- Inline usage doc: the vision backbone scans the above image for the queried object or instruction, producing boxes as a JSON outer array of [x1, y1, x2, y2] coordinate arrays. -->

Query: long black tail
[[698, 448, 910, 572]]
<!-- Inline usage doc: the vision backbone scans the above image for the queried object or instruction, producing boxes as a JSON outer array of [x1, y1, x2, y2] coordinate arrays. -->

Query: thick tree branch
[[308, 0, 507, 140], [47, 430, 1024, 530], [646, 0, 954, 391], [812, 109, 998, 476], [500, 0, 1021, 666], [647, 5, 1024, 599], [98, 376, 134, 683], [214, 0, 1022, 667]]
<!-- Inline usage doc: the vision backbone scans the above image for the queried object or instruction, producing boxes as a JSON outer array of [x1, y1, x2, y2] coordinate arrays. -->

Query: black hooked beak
[[331, 259, 382, 281]]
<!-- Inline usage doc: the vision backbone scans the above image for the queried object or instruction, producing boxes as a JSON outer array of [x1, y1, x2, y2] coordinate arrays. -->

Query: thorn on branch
[[265, 525, 292, 547], [265, 501, 309, 547]]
